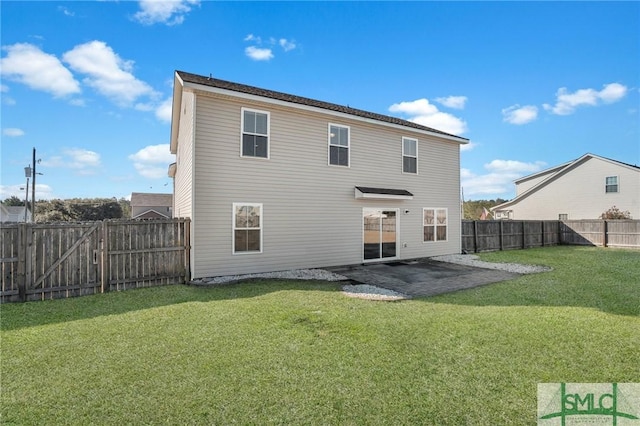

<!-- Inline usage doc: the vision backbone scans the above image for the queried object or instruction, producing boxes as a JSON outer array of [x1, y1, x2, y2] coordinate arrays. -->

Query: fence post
[[101, 220, 110, 293], [499, 220, 504, 251], [541, 221, 545, 247], [184, 218, 191, 282], [16, 223, 27, 302], [603, 220, 608, 248], [473, 220, 478, 253]]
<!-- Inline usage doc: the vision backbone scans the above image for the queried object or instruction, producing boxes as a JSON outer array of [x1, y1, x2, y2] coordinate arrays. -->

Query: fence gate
[[27, 223, 103, 301], [1, 219, 191, 303]]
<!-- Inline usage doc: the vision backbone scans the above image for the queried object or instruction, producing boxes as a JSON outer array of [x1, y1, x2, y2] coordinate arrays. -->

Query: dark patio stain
[[328, 259, 520, 298]]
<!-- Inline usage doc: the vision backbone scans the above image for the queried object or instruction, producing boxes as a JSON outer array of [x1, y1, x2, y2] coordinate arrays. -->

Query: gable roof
[[492, 153, 640, 211], [171, 70, 468, 153], [130, 192, 173, 207]]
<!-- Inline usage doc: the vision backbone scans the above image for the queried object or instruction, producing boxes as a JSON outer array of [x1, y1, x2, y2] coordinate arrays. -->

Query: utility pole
[[31, 147, 36, 222]]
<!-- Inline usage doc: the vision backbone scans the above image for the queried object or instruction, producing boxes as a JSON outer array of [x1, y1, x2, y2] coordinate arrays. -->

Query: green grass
[[2, 246, 639, 425]]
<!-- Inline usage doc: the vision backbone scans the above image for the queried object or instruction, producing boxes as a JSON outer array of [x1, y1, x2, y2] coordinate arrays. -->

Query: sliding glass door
[[363, 209, 397, 261]]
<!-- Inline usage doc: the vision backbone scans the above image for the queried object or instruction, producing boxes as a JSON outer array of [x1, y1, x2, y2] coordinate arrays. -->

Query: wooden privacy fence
[[462, 219, 640, 253], [462, 220, 559, 253], [1, 218, 190, 303]]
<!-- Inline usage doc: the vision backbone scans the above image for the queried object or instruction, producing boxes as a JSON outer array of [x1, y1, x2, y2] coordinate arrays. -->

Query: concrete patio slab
[[329, 259, 520, 297]]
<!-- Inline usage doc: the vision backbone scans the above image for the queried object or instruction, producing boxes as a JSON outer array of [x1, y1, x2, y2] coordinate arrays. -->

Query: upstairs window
[[402, 137, 418, 174], [328, 124, 350, 167], [605, 176, 619, 193], [242, 108, 269, 158], [424, 208, 447, 242]]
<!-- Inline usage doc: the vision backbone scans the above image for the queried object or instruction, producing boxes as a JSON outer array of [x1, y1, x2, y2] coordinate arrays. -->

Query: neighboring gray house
[[492, 153, 640, 220], [169, 70, 468, 279], [0, 204, 32, 223], [130, 192, 173, 219]]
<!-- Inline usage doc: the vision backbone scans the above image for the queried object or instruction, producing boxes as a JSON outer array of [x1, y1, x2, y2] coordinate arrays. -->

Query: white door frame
[[362, 207, 399, 263]]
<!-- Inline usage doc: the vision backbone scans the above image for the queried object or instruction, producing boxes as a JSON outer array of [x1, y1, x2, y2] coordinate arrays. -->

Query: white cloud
[[58, 6, 74, 17], [155, 97, 173, 122], [389, 98, 467, 135], [63, 40, 157, 107], [435, 95, 467, 109], [243, 34, 297, 61], [543, 83, 628, 115], [279, 38, 297, 52], [0, 43, 81, 97], [3, 128, 25, 137], [0, 183, 54, 200], [460, 141, 477, 152], [128, 144, 175, 178], [245, 46, 274, 61], [502, 104, 538, 125], [40, 148, 101, 175], [244, 34, 261, 43], [134, 0, 200, 26], [0, 84, 8, 92], [462, 159, 546, 198]]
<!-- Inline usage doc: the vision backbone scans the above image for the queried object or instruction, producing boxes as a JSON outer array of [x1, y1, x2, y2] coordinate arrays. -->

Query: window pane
[[330, 126, 348, 147], [404, 139, 416, 156], [403, 157, 417, 173], [330, 146, 348, 166], [437, 209, 447, 225], [243, 111, 256, 133], [436, 225, 447, 241], [424, 209, 434, 225], [246, 230, 261, 251], [254, 136, 268, 158], [255, 113, 268, 135], [247, 206, 261, 228], [424, 227, 434, 242], [235, 230, 247, 252], [235, 206, 248, 228], [339, 127, 348, 146], [242, 134, 255, 156]]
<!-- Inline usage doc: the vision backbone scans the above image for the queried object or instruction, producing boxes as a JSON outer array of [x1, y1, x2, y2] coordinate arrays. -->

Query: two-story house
[[169, 71, 468, 279], [492, 153, 640, 220]]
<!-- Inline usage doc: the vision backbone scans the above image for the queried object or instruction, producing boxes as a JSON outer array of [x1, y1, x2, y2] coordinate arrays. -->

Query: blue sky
[[1, 1, 638, 201]]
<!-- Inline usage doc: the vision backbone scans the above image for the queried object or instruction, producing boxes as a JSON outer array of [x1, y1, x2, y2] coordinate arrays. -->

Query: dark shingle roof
[[176, 71, 468, 141], [356, 186, 414, 197]]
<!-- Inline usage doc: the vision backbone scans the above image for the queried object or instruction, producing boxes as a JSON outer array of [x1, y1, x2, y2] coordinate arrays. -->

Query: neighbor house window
[[241, 108, 269, 158], [559, 214, 568, 220], [328, 124, 349, 166], [233, 203, 262, 253], [424, 208, 447, 242], [402, 137, 418, 174], [605, 176, 618, 193]]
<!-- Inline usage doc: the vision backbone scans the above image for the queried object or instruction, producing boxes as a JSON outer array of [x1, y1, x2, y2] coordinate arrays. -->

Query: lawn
[[1, 246, 638, 424]]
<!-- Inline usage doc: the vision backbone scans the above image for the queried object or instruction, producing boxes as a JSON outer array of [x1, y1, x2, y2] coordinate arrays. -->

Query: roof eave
[[180, 76, 469, 144], [169, 72, 184, 155]]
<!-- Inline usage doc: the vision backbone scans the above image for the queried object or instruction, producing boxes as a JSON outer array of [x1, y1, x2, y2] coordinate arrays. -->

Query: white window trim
[[328, 123, 350, 167], [423, 207, 448, 243], [240, 107, 270, 159], [232, 202, 263, 254], [402, 137, 418, 175], [605, 175, 619, 193]]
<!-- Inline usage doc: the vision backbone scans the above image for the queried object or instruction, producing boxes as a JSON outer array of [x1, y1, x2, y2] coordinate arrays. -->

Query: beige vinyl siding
[[508, 157, 640, 220], [189, 91, 461, 278], [174, 91, 194, 219], [515, 169, 559, 196]]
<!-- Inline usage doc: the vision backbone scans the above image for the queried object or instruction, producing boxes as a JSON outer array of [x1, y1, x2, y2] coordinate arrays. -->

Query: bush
[[600, 205, 632, 219]]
